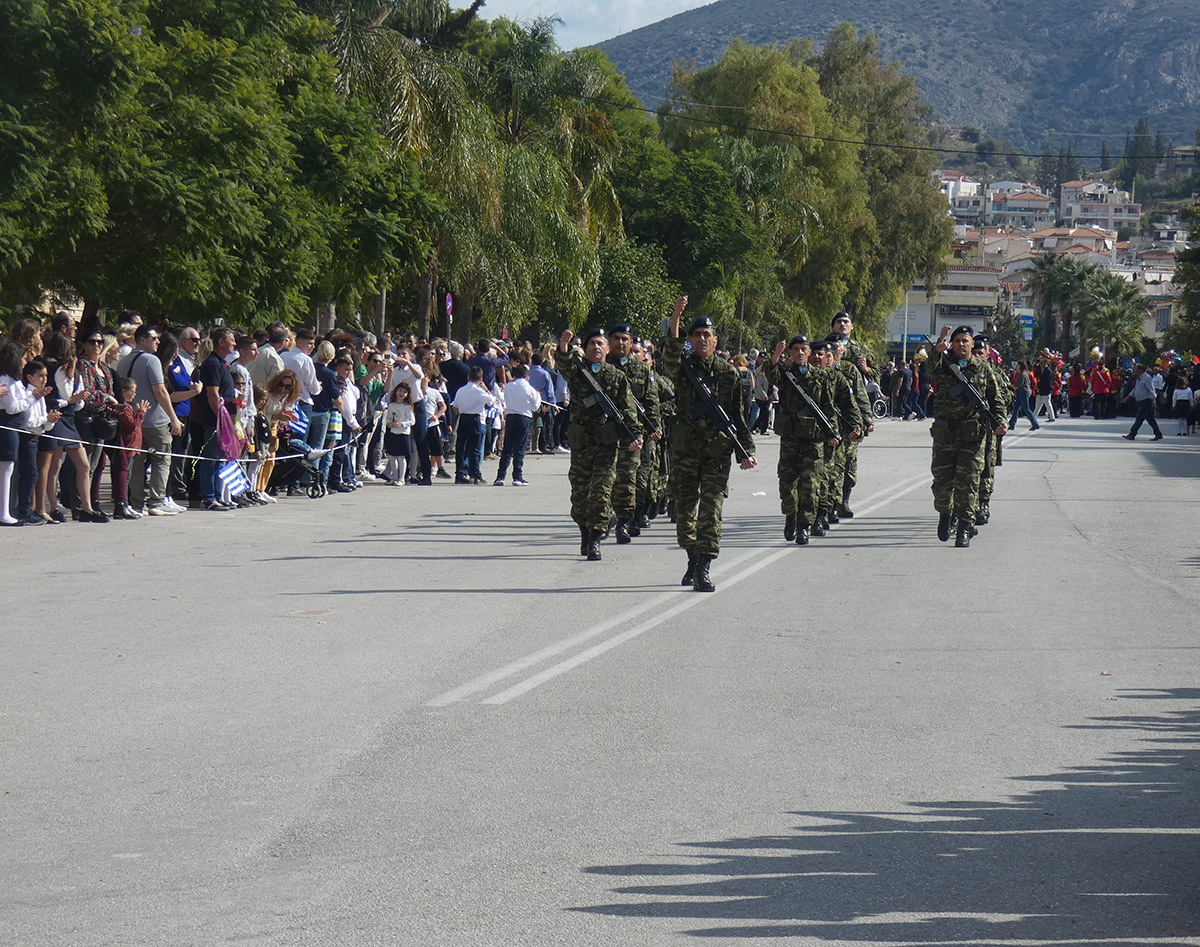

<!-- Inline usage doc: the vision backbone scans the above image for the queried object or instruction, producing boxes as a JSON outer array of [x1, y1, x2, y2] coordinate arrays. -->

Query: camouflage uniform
[[832, 350, 873, 506], [928, 353, 1006, 522], [769, 362, 841, 527], [607, 354, 660, 520], [817, 366, 863, 518], [978, 358, 1013, 507], [553, 349, 641, 531], [662, 335, 755, 558], [651, 373, 675, 509]]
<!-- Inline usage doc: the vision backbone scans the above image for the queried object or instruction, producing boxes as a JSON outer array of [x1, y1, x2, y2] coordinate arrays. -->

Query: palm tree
[[1075, 269, 1150, 358]]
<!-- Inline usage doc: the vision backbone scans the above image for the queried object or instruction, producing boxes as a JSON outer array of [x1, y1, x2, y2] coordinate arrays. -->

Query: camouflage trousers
[[612, 443, 642, 516], [778, 436, 823, 525], [670, 447, 731, 557], [842, 440, 860, 494], [568, 440, 619, 530], [930, 419, 986, 519], [978, 429, 997, 502], [821, 442, 847, 514], [636, 438, 658, 508]]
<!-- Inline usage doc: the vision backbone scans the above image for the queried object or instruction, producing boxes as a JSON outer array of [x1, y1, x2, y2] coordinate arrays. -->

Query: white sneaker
[[147, 504, 177, 516], [555, 446, 570, 453], [358, 471, 377, 481], [164, 496, 186, 513]]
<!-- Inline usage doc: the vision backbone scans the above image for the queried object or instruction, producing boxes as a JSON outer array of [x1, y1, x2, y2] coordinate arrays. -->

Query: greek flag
[[217, 460, 252, 497], [286, 412, 309, 438]]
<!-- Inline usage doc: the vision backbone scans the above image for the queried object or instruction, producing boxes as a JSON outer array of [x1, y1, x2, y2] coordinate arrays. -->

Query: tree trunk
[[416, 247, 439, 341], [317, 301, 336, 336], [457, 281, 477, 344], [81, 298, 102, 329], [375, 287, 387, 339]]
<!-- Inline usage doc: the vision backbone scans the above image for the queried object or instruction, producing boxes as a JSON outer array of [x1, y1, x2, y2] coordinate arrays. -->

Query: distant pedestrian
[[1171, 376, 1194, 436], [1008, 361, 1039, 431], [1121, 364, 1163, 441]]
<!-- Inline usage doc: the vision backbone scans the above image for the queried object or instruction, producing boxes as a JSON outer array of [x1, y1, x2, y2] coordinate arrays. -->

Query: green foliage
[[1164, 204, 1200, 353], [588, 238, 680, 338], [0, 0, 438, 325]]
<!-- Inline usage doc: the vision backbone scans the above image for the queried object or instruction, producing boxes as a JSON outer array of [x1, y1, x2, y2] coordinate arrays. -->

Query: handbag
[[216, 403, 244, 460]]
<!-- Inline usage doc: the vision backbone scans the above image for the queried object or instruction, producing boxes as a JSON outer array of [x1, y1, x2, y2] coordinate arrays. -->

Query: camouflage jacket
[[554, 348, 641, 445], [843, 338, 877, 381], [981, 358, 1014, 412], [662, 334, 755, 457], [607, 353, 661, 435], [833, 357, 872, 431], [768, 362, 840, 441], [929, 351, 1006, 424]]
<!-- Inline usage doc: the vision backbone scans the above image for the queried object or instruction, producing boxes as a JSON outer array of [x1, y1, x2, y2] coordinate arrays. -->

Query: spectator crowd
[[2, 310, 1194, 528]]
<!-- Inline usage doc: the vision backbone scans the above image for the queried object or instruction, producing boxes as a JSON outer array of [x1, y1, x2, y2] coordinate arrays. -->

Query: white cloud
[[478, 0, 713, 49]]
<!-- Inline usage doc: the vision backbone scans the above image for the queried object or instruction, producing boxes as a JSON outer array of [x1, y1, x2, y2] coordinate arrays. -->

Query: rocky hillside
[[595, 0, 1200, 152]]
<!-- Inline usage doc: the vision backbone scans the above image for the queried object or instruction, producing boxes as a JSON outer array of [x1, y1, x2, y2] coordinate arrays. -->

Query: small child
[[383, 382, 415, 485], [110, 377, 148, 517], [1171, 376, 1194, 435], [252, 384, 275, 500]]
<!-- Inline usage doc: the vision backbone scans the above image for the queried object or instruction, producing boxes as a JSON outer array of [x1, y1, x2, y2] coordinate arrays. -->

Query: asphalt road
[[3, 414, 1198, 947]]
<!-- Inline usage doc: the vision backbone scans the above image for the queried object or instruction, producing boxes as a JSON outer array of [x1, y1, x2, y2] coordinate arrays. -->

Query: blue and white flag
[[217, 460, 252, 497], [286, 412, 309, 438]]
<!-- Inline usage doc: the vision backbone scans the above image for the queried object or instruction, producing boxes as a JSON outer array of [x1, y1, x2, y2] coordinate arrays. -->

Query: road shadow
[[575, 688, 1200, 943]]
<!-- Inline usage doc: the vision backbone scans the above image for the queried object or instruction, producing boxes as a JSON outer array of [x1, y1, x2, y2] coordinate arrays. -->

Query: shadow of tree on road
[[576, 688, 1200, 944]]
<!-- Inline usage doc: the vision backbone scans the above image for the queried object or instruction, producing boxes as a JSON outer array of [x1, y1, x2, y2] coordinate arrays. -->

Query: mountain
[[595, 0, 1200, 153]]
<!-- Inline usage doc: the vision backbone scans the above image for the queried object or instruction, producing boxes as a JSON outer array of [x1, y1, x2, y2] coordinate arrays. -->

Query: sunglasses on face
[[86, 338, 103, 345]]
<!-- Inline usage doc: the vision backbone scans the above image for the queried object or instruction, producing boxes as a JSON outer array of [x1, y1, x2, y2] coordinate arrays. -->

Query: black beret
[[832, 310, 853, 324], [825, 332, 846, 343], [687, 315, 715, 334], [789, 334, 810, 348], [974, 333, 990, 345], [608, 322, 634, 336], [582, 327, 607, 344], [951, 325, 975, 339], [809, 340, 833, 352]]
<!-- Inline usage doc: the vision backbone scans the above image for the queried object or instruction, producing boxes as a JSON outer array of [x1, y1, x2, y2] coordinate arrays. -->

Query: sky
[[477, 0, 714, 50]]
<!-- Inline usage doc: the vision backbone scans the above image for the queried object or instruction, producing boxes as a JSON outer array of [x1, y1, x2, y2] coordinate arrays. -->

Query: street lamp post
[[901, 291, 910, 363]]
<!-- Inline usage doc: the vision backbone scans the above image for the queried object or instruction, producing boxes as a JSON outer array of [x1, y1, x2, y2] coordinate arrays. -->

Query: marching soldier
[[972, 334, 1012, 526], [825, 331, 873, 523], [664, 296, 757, 592], [768, 335, 850, 545], [928, 325, 1008, 547], [606, 324, 661, 543], [809, 339, 863, 535], [555, 328, 643, 561], [651, 360, 675, 521], [830, 311, 876, 518]]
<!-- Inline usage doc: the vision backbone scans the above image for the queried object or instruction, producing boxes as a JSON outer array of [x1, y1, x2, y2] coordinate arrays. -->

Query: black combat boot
[[615, 517, 632, 544], [811, 515, 827, 537], [586, 529, 603, 561], [681, 551, 697, 586], [937, 511, 952, 542], [693, 554, 715, 592], [837, 487, 854, 519], [826, 506, 839, 525], [796, 525, 810, 545], [658, 494, 669, 517], [635, 504, 651, 530], [955, 520, 978, 548], [646, 498, 659, 521], [579, 524, 590, 556], [976, 499, 990, 526], [784, 514, 796, 542], [627, 512, 641, 537]]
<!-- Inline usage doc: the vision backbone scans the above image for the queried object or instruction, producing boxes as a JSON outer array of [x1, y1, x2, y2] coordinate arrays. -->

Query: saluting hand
[[559, 329, 573, 352]]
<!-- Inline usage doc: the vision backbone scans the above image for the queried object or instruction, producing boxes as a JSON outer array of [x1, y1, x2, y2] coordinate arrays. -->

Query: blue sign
[[905, 334, 926, 343], [1019, 314, 1035, 328]]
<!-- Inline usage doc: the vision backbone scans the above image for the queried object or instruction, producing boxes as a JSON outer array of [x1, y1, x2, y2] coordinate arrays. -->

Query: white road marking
[[428, 431, 1038, 706]]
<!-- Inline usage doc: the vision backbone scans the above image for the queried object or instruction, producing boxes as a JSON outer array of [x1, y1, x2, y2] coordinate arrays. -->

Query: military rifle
[[571, 354, 638, 444], [629, 389, 661, 439], [680, 357, 753, 464], [778, 366, 838, 438], [924, 334, 1006, 435]]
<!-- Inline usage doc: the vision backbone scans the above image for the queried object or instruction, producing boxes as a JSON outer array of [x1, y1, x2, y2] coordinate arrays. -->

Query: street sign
[[905, 334, 926, 343], [1022, 330, 1033, 341], [445, 293, 453, 316], [1019, 314, 1034, 328]]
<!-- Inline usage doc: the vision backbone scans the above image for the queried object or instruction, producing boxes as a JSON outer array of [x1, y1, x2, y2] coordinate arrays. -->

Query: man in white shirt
[[1121, 363, 1164, 440], [248, 324, 287, 387], [450, 366, 495, 484], [281, 328, 322, 417], [494, 363, 541, 485]]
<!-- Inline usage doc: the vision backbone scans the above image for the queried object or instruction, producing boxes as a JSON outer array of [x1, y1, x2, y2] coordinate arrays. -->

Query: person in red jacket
[[1089, 363, 1111, 419], [1066, 364, 1087, 416]]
